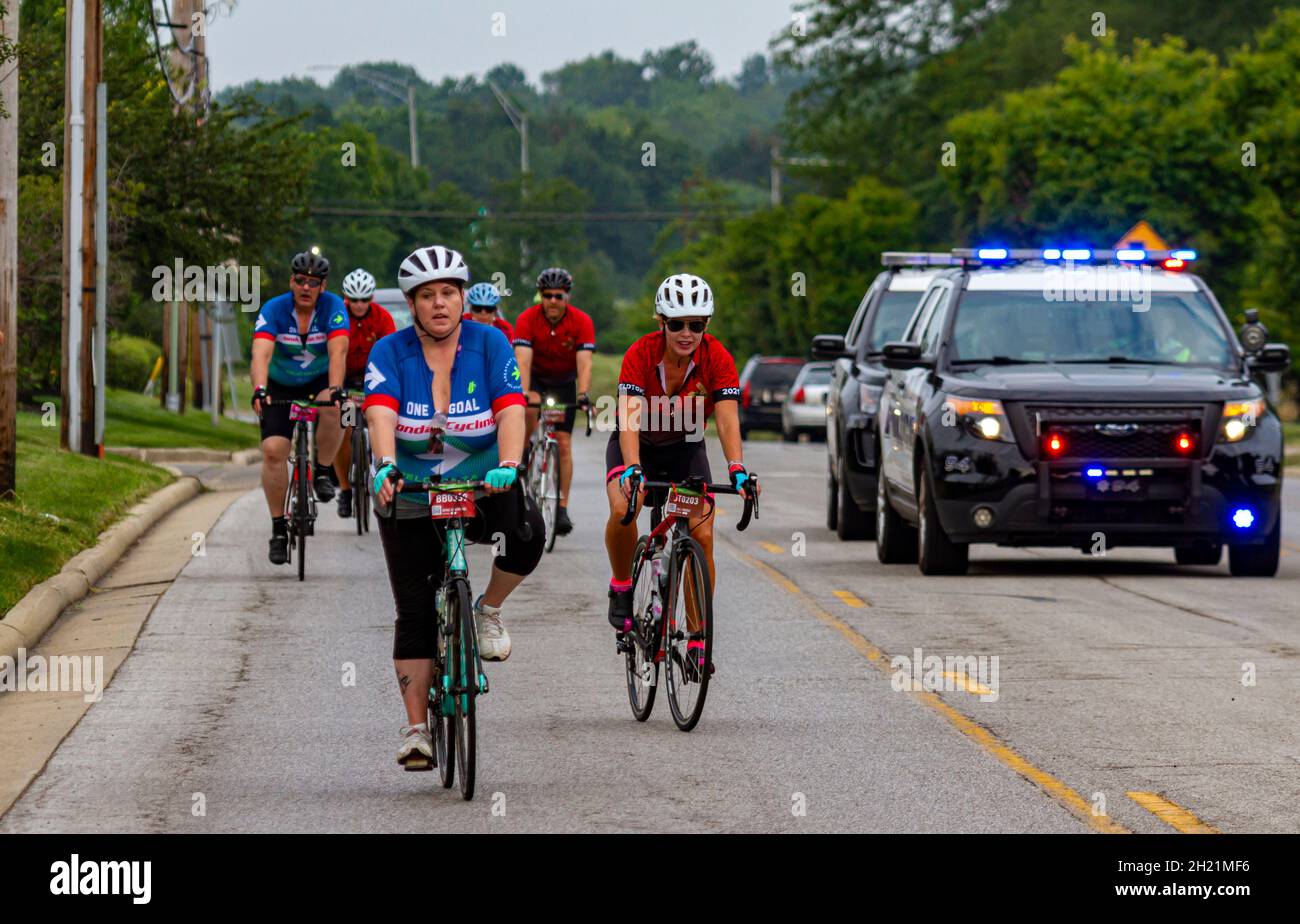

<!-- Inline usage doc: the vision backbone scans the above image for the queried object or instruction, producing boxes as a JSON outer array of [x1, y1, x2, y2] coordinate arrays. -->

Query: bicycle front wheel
[[625, 537, 659, 721], [358, 428, 372, 534], [542, 441, 561, 552], [296, 453, 311, 582], [352, 426, 365, 536], [447, 578, 477, 800], [665, 536, 713, 731]]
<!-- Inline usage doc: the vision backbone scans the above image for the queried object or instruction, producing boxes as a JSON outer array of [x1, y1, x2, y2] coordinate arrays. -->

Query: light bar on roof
[[951, 247, 1198, 266], [881, 252, 964, 267]]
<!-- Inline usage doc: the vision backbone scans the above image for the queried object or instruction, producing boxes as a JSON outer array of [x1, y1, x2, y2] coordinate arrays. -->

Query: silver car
[[781, 361, 833, 442], [372, 287, 412, 330]]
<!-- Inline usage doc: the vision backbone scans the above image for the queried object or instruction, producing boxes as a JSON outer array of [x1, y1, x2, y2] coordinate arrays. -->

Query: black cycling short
[[605, 432, 713, 507], [533, 377, 577, 434], [376, 490, 545, 660], [258, 374, 330, 442]]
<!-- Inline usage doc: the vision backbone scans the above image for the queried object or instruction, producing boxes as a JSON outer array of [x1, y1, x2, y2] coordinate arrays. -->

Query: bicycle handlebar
[[263, 398, 339, 408], [526, 400, 593, 437], [617, 473, 759, 531], [381, 471, 533, 542]]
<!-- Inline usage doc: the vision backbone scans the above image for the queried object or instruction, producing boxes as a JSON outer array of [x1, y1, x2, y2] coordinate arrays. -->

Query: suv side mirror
[[810, 334, 851, 360], [880, 341, 931, 370], [1248, 342, 1291, 374]]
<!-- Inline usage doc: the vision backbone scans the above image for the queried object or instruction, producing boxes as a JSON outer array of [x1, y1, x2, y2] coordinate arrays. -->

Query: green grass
[[36, 387, 259, 452], [1, 413, 173, 615], [1285, 423, 1299, 467], [589, 351, 620, 400]]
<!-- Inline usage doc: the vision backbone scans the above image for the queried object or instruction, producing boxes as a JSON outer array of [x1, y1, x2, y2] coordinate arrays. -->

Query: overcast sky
[[205, 0, 801, 91]]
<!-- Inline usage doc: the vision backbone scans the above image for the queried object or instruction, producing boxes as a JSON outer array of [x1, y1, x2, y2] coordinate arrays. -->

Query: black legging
[[377, 493, 544, 659]]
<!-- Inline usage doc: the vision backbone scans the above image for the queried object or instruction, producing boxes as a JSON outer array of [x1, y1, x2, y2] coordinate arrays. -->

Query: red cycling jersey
[[616, 331, 741, 446], [462, 312, 515, 342], [344, 302, 397, 382], [512, 303, 595, 384]]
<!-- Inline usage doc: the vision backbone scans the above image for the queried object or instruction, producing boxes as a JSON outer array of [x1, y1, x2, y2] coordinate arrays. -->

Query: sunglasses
[[292, 275, 324, 289], [540, 292, 567, 301], [664, 319, 707, 334], [470, 304, 496, 313]]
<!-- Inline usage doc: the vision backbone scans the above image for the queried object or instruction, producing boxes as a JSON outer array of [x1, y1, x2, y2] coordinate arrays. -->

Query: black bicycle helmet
[[291, 250, 331, 278], [536, 267, 573, 291]]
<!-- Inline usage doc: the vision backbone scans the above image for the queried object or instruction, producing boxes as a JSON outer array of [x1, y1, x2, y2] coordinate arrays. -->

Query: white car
[[781, 362, 833, 441]]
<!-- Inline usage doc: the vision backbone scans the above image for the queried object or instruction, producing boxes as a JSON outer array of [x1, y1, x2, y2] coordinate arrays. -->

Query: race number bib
[[664, 487, 703, 518], [428, 491, 476, 520]]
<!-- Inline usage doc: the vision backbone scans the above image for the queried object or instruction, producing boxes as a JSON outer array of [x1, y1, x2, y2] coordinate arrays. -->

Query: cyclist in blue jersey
[[363, 244, 545, 770], [250, 251, 349, 565]]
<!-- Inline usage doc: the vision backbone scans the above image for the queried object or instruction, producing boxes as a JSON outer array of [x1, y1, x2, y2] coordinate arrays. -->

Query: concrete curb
[[107, 446, 261, 465], [0, 477, 203, 663]]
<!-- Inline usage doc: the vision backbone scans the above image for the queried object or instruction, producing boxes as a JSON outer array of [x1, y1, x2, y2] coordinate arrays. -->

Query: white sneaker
[[476, 597, 512, 662], [397, 722, 433, 771]]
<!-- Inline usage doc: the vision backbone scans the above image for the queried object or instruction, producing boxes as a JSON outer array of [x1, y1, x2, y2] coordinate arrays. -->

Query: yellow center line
[[758, 541, 784, 555], [1126, 792, 1221, 834], [940, 671, 994, 697], [832, 589, 868, 608], [727, 546, 1130, 834]]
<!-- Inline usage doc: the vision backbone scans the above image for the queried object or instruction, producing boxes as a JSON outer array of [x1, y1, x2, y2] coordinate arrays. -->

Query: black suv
[[738, 355, 804, 438], [811, 253, 960, 540], [874, 248, 1290, 576]]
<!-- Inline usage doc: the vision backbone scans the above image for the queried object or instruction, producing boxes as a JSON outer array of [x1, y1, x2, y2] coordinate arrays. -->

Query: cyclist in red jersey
[[332, 268, 396, 518], [464, 282, 515, 341], [604, 273, 759, 670], [512, 267, 595, 537]]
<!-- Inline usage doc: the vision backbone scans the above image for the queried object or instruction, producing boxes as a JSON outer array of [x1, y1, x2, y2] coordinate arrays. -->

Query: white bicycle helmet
[[341, 268, 377, 300], [655, 273, 714, 318], [397, 245, 470, 294]]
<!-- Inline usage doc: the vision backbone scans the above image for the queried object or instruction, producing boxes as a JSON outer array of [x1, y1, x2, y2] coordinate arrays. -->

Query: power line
[[309, 206, 757, 224]]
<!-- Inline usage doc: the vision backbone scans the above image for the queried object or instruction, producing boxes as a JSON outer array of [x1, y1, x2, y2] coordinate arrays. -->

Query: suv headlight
[[1220, 397, 1267, 443], [858, 383, 879, 415], [943, 397, 1014, 442]]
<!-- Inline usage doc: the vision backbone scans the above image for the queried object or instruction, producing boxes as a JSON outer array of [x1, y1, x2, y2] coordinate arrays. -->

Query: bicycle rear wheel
[[447, 578, 477, 800], [625, 537, 659, 721], [665, 536, 713, 731], [359, 428, 372, 534], [541, 441, 561, 552], [295, 453, 311, 582]]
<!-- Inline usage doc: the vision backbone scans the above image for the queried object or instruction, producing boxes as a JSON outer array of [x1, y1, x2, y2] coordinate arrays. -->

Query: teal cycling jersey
[[253, 291, 349, 386], [362, 322, 525, 507]]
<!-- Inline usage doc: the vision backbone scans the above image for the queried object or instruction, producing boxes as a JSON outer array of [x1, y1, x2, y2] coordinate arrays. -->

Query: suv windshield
[[948, 290, 1235, 368], [868, 291, 924, 351]]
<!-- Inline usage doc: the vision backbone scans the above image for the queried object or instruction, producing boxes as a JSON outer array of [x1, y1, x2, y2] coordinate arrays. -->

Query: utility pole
[[407, 83, 419, 168], [61, 0, 102, 455], [161, 0, 206, 414], [0, 3, 19, 495], [770, 143, 781, 207], [487, 80, 530, 279], [309, 65, 419, 167]]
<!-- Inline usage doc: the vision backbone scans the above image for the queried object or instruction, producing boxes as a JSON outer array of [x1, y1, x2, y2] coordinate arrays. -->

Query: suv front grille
[[1021, 404, 1208, 461]]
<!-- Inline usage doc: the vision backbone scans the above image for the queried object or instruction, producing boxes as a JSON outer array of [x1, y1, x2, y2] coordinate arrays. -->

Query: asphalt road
[[4, 436, 1298, 833]]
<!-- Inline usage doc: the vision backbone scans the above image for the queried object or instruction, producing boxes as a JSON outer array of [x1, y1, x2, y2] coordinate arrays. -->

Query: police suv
[[872, 247, 1291, 576], [811, 253, 953, 539]]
